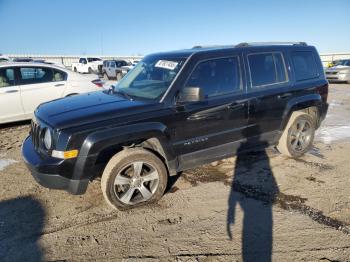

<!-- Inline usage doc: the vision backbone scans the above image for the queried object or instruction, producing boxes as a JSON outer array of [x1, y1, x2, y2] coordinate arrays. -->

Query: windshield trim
[[159, 55, 191, 103]]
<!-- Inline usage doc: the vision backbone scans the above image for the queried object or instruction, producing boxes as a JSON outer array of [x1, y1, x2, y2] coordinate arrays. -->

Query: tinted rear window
[[248, 52, 287, 87], [291, 51, 319, 81]]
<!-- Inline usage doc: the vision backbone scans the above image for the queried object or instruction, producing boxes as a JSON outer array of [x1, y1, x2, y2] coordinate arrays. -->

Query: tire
[[88, 67, 93, 74], [73, 67, 77, 72], [116, 72, 122, 81], [277, 112, 316, 158], [101, 148, 168, 210], [104, 73, 110, 80]]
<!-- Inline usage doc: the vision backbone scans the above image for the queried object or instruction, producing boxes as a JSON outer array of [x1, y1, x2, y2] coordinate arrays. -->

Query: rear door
[[244, 51, 291, 143], [18, 66, 66, 117], [0, 67, 24, 123]]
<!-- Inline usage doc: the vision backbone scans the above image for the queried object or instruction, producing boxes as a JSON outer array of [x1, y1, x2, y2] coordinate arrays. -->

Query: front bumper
[[22, 136, 89, 195]]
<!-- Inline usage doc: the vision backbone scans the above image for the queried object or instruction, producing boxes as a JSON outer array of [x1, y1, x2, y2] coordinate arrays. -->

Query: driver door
[[170, 56, 249, 170], [109, 61, 116, 78]]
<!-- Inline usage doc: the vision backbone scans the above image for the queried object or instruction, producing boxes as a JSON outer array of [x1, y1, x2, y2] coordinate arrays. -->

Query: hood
[[35, 91, 159, 129]]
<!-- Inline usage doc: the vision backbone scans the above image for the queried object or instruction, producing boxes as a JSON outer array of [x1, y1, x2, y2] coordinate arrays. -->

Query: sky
[[0, 0, 349, 56]]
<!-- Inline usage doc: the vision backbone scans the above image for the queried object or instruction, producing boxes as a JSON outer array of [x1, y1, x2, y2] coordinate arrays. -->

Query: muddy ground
[[0, 84, 349, 262]]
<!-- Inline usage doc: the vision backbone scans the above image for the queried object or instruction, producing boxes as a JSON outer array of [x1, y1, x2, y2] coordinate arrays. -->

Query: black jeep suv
[[22, 42, 328, 210]]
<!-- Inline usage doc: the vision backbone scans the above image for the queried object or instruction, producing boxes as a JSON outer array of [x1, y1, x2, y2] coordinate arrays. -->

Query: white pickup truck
[[71, 57, 103, 74]]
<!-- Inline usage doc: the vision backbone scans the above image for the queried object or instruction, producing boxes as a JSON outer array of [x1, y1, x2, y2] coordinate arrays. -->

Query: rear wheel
[[277, 112, 315, 158], [101, 148, 168, 210], [73, 67, 77, 72]]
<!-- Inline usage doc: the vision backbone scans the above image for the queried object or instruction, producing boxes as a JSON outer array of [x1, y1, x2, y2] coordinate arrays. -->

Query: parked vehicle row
[[22, 42, 329, 210], [0, 62, 103, 124]]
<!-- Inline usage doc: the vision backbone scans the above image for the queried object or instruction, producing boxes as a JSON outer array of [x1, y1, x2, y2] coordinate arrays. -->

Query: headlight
[[43, 128, 52, 150]]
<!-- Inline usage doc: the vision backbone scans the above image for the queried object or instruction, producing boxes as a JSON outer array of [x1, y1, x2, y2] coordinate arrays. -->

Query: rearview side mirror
[[178, 87, 204, 103]]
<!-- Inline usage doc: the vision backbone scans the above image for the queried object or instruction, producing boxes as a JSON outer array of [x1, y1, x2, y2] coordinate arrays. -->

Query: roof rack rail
[[235, 42, 307, 47], [192, 44, 234, 49]]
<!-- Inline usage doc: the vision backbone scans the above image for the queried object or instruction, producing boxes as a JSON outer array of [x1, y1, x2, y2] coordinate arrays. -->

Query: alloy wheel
[[113, 161, 159, 205]]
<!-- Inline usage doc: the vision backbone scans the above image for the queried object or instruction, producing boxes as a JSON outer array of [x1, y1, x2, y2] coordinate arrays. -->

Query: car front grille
[[31, 120, 41, 150], [326, 71, 337, 75]]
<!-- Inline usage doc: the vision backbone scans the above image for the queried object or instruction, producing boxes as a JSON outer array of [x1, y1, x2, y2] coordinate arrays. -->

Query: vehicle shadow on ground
[[227, 136, 279, 262], [0, 196, 45, 262], [0, 120, 31, 129]]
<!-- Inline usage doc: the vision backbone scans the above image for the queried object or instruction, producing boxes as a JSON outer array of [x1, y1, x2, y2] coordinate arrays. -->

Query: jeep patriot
[[22, 42, 328, 210]]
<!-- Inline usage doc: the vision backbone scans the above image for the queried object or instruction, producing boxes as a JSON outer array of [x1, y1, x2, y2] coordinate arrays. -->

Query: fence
[[319, 53, 350, 67]]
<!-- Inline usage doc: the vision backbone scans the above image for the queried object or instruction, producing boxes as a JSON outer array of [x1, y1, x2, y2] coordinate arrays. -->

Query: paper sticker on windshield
[[155, 60, 178, 70]]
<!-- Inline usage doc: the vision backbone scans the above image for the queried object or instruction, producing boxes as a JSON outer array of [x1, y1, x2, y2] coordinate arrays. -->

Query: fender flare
[[280, 93, 322, 131], [72, 122, 175, 180]]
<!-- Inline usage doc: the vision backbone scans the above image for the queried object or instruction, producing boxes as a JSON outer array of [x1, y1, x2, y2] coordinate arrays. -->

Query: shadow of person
[[227, 130, 279, 262], [0, 196, 45, 262]]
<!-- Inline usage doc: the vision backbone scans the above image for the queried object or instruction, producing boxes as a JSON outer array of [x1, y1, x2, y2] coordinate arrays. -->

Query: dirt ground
[[0, 84, 349, 262]]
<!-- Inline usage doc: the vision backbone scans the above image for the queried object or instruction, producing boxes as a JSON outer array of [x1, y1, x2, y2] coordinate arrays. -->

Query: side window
[[110, 62, 116, 68], [0, 68, 15, 88], [19, 67, 54, 85], [291, 51, 319, 81], [185, 57, 241, 99], [248, 52, 287, 87], [79, 58, 87, 64], [52, 69, 67, 82]]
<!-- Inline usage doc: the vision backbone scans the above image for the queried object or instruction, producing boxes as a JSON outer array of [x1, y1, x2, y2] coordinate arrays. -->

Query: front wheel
[[277, 112, 316, 158], [101, 148, 168, 210], [88, 67, 93, 74], [104, 73, 109, 80]]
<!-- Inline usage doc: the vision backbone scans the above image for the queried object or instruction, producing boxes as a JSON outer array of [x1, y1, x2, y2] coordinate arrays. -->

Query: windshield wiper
[[114, 89, 133, 101]]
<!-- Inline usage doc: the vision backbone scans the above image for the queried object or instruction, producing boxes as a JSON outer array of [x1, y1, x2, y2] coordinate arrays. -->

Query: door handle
[[55, 84, 65, 87], [227, 102, 246, 110], [5, 90, 18, 93], [277, 93, 292, 99]]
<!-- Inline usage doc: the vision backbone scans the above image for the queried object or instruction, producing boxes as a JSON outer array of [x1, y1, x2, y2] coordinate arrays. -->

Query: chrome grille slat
[[31, 120, 41, 150]]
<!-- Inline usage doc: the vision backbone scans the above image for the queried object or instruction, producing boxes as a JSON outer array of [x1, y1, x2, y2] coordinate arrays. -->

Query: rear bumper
[[22, 136, 89, 195]]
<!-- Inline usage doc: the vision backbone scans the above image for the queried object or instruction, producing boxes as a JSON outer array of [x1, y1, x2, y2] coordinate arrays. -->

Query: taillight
[[318, 83, 328, 103], [92, 79, 104, 88]]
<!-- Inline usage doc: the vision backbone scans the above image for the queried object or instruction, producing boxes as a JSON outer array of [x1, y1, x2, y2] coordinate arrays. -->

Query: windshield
[[88, 58, 102, 62], [333, 59, 350, 66], [113, 55, 186, 100]]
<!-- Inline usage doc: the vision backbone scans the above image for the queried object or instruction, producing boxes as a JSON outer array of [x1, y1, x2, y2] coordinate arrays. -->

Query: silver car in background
[[325, 59, 350, 83]]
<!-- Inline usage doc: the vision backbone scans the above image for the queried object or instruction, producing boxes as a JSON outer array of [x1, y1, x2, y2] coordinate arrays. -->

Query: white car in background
[[71, 57, 103, 74], [0, 62, 104, 124]]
